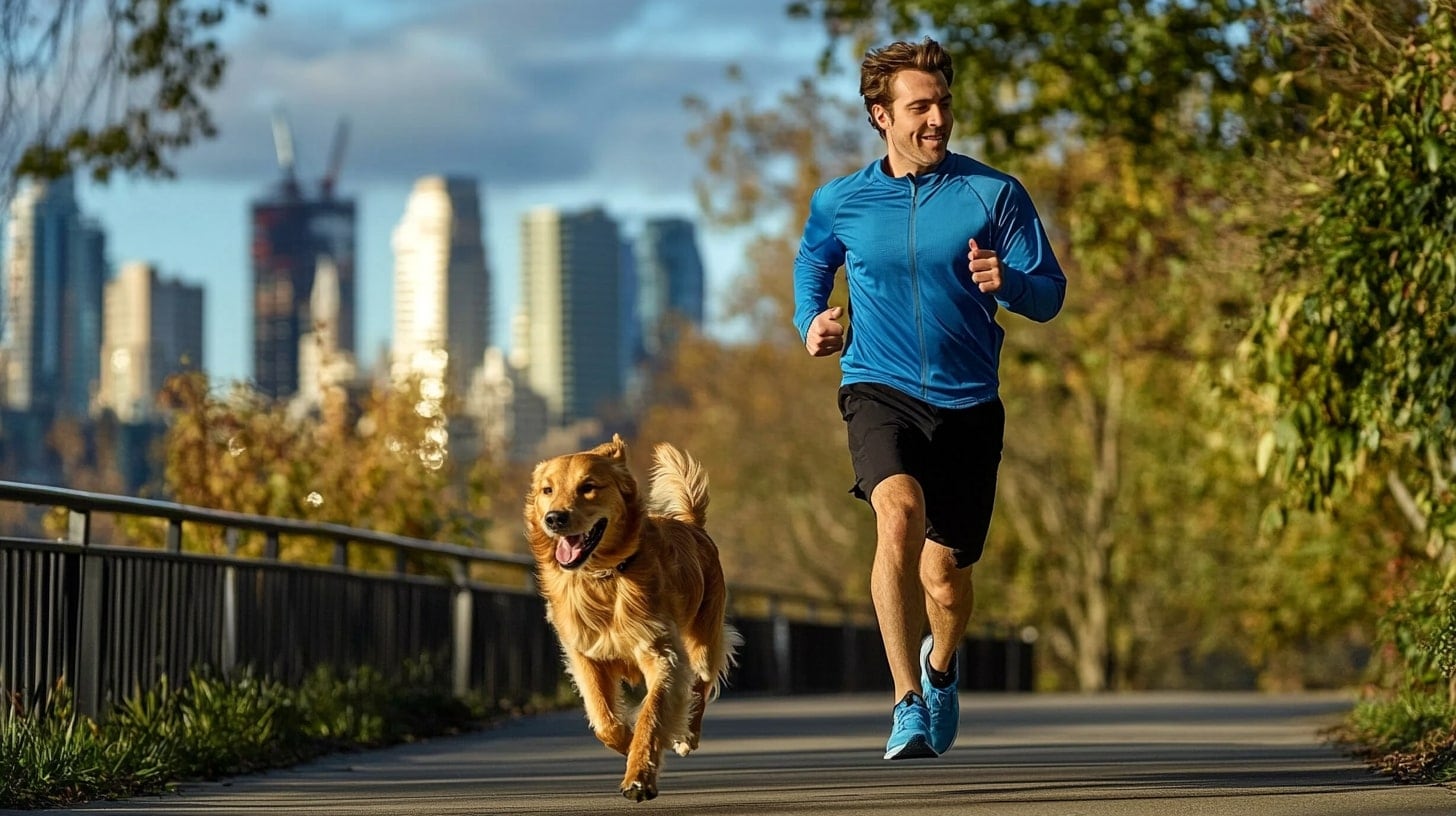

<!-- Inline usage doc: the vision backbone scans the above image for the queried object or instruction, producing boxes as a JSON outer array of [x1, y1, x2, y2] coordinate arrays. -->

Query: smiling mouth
[[554, 517, 608, 569]]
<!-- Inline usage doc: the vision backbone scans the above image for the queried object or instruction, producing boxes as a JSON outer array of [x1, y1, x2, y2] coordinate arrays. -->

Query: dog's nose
[[544, 510, 570, 533]]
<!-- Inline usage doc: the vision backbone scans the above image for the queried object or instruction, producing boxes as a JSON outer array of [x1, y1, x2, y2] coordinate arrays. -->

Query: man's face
[[873, 69, 953, 175]]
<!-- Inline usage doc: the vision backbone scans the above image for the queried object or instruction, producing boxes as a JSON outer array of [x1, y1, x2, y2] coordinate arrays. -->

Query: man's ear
[[871, 103, 893, 131]]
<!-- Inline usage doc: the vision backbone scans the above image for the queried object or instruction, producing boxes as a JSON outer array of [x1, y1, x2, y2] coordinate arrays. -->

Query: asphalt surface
[[29, 691, 1456, 816]]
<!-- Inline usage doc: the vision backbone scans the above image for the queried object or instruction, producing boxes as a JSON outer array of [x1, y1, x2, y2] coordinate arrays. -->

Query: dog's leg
[[621, 641, 690, 802], [567, 652, 632, 756], [675, 679, 710, 756]]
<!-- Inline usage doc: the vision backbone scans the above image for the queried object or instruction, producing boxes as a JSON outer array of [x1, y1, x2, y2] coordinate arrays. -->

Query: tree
[[1239, 0, 1456, 561], [1, 0, 267, 198], [1233, 2, 1456, 773], [148, 372, 496, 570]]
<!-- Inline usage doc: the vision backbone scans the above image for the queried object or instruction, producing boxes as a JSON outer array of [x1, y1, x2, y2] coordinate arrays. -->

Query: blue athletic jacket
[[793, 152, 1066, 409]]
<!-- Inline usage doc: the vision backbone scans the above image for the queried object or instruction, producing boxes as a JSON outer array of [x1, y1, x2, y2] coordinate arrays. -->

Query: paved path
[[38, 692, 1456, 815]]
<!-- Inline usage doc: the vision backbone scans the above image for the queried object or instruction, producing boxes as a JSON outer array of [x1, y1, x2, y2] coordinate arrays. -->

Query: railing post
[[221, 528, 239, 676], [165, 518, 182, 552], [770, 597, 791, 694], [332, 536, 348, 569], [451, 558, 473, 698], [68, 509, 103, 718]]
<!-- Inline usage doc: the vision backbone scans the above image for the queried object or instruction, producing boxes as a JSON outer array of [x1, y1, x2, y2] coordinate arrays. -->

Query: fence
[[0, 480, 1034, 717]]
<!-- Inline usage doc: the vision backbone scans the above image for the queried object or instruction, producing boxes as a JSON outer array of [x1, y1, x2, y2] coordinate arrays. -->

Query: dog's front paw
[[621, 776, 658, 802]]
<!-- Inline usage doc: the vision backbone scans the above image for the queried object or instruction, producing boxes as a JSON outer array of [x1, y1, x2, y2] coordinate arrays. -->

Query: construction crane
[[320, 117, 349, 200], [270, 107, 301, 198]]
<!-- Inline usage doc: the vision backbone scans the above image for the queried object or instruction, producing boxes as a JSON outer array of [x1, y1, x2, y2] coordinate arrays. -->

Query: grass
[[1330, 689, 1456, 784], [0, 660, 561, 809]]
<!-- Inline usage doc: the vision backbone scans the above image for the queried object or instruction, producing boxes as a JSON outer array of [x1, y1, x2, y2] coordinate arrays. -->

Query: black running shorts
[[838, 382, 1005, 568]]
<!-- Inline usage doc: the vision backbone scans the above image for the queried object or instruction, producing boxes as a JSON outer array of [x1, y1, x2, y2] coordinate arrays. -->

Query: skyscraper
[[97, 261, 204, 422], [519, 206, 623, 426], [1, 176, 107, 417], [636, 216, 705, 360], [250, 117, 356, 401], [390, 175, 490, 396]]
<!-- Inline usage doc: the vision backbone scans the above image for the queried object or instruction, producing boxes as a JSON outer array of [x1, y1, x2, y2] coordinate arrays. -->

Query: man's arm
[[793, 187, 846, 344], [991, 181, 1066, 323]]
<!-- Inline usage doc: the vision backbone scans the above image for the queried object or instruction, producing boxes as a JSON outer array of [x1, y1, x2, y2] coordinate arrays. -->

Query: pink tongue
[[555, 535, 584, 565]]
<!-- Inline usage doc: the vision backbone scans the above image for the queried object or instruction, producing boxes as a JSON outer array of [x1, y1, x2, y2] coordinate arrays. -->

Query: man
[[793, 37, 1065, 760]]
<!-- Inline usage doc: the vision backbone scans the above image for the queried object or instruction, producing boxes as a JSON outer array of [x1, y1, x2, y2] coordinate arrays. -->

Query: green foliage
[[0, 682, 173, 808], [789, 0, 1328, 164], [1240, 2, 1456, 546], [0, 660, 492, 809], [1325, 558, 1456, 782], [1365, 563, 1456, 693], [10, 0, 270, 185]]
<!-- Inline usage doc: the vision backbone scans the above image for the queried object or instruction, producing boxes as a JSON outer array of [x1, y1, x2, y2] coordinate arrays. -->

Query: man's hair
[[859, 37, 954, 136]]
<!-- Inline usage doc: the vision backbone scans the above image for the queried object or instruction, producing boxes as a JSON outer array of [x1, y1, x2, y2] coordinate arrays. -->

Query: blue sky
[[76, 0, 835, 385]]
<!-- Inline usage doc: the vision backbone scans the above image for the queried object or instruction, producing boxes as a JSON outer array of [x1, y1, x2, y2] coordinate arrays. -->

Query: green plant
[[0, 659, 504, 809]]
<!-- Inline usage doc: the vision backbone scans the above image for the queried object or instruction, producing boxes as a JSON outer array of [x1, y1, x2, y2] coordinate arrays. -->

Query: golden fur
[[524, 434, 740, 802]]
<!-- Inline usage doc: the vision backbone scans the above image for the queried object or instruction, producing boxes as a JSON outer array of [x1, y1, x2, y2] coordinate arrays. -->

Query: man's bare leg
[[921, 544, 974, 673], [870, 475, 929, 700]]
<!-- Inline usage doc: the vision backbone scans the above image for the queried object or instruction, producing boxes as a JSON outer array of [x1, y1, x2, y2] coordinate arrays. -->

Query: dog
[[524, 434, 740, 802]]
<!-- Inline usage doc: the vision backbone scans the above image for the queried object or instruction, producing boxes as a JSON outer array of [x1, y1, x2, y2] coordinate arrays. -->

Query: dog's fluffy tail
[[648, 442, 708, 526]]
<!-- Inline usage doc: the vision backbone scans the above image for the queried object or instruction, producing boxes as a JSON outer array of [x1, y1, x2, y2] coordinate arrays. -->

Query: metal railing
[[1, 481, 1034, 717]]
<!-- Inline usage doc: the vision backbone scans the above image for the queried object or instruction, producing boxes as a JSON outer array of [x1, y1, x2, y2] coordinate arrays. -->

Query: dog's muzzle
[[544, 509, 571, 533]]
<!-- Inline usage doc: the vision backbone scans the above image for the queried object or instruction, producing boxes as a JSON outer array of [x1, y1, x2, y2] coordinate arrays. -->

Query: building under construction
[[250, 114, 356, 400]]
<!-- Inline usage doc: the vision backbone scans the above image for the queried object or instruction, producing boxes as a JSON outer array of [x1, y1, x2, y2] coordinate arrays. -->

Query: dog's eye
[[541, 486, 553, 496], [578, 483, 597, 496]]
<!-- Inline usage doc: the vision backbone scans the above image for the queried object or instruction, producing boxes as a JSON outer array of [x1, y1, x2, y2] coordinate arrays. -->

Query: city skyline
[[61, 0, 836, 386]]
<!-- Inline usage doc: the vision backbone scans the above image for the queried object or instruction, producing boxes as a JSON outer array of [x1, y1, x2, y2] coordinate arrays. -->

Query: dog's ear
[[590, 434, 628, 463]]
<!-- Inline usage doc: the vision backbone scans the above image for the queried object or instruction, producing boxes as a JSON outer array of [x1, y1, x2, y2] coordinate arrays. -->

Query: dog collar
[[589, 551, 639, 580], [614, 551, 639, 573]]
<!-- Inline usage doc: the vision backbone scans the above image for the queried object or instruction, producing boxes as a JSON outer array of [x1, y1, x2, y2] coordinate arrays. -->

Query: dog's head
[[525, 434, 640, 572]]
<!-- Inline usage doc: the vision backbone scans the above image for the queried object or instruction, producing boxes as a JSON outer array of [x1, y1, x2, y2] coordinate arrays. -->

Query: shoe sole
[[884, 734, 939, 760], [921, 635, 958, 754]]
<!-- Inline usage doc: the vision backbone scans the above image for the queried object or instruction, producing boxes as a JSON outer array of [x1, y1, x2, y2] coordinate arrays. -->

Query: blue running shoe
[[920, 635, 960, 754], [884, 690, 938, 759]]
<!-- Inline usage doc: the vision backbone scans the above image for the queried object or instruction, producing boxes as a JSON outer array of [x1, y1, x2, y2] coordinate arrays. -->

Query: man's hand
[[806, 306, 845, 356], [968, 238, 1002, 293]]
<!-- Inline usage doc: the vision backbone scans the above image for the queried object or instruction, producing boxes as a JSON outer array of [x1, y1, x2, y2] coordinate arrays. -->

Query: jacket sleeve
[[992, 180, 1066, 323], [793, 186, 845, 342]]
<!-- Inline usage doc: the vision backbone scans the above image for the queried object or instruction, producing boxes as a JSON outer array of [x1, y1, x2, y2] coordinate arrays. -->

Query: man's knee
[[922, 552, 972, 611], [870, 475, 925, 530]]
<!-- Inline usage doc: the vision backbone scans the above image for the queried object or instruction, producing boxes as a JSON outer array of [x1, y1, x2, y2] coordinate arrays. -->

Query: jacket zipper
[[908, 175, 928, 398]]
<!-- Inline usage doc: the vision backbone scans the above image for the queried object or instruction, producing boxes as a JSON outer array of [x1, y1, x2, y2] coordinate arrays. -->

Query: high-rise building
[[97, 261, 204, 422], [250, 117, 356, 401], [636, 217, 705, 360], [466, 347, 548, 463], [390, 175, 490, 396], [518, 206, 623, 426], [294, 256, 357, 415], [1, 176, 107, 417], [618, 237, 640, 385]]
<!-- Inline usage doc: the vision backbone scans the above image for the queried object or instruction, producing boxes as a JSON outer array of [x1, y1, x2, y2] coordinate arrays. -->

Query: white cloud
[[175, 0, 827, 198]]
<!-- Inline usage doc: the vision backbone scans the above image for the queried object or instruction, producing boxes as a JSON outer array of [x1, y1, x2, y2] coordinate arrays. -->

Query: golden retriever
[[524, 434, 740, 802]]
